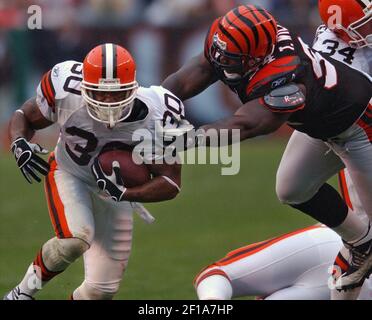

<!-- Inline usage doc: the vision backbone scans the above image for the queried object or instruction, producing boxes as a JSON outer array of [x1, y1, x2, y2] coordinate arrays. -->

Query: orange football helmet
[[318, 0, 372, 48], [81, 43, 138, 127], [207, 5, 278, 85]]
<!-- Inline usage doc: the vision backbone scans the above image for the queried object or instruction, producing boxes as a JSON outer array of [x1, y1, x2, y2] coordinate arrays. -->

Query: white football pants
[[44, 155, 133, 296]]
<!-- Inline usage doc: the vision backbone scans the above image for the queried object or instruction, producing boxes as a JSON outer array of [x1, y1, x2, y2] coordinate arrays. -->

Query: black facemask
[[209, 42, 263, 86]]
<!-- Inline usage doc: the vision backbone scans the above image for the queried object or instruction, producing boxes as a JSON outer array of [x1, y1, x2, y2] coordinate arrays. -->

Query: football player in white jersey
[[4, 44, 184, 300], [194, 0, 372, 300]]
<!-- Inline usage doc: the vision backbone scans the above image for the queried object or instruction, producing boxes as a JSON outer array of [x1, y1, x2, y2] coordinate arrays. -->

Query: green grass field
[[0, 139, 318, 299]]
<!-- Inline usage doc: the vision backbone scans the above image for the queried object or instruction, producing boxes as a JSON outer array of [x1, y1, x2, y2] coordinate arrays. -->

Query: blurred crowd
[[0, 0, 320, 131]]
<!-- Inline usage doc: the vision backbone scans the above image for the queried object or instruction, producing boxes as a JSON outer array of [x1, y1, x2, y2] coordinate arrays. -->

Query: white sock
[[332, 210, 370, 244], [17, 264, 45, 297], [196, 275, 233, 300]]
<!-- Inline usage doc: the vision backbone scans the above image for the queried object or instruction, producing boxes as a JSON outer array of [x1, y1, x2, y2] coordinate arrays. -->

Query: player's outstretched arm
[[200, 97, 291, 146], [162, 52, 217, 101], [198, 83, 307, 146], [8, 98, 54, 183]]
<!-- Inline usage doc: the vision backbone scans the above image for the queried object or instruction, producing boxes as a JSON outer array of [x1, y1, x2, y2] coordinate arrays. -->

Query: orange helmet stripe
[[249, 7, 276, 55], [249, 4, 277, 35], [224, 14, 251, 55], [218, 21, 243, 53], [261, 7, 278, 40], [227, 10, 256, 53], [232, 7, 259, 50]]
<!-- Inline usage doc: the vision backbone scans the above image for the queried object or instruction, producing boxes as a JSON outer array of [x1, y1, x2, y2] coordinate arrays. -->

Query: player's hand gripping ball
[[92, 149, 151, 201]]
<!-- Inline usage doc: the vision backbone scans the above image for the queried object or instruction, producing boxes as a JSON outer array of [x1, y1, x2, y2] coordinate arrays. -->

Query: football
[[98, 148, 151, 188]]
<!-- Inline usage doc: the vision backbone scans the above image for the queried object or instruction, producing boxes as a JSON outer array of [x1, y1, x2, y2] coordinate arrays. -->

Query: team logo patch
[[284, 95, 303, 105], [271, 77, 287, 89], [53, 66, 60, 77]]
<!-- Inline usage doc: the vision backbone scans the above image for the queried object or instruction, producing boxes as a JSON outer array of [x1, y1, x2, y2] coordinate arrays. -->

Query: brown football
[[98, 149, 151, 188]]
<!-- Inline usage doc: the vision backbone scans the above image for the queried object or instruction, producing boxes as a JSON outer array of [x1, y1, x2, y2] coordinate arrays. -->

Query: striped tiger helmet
[[81, 43, 138, 128], [318, 0, 371, 48], [207, 5, 278, 85]]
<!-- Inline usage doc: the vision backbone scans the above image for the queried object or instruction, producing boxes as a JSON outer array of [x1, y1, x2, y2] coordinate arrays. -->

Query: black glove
[[10, 137, 50, 183], [91, 158, 127, 202]]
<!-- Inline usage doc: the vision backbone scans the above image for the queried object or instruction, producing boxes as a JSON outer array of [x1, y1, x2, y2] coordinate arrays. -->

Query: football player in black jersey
[[162, 4, 372, 293]]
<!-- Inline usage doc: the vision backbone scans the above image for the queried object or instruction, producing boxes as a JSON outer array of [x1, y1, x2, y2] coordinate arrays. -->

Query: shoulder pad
[[246, 56, 303, 100], [149, 85, 185, 118], [50, 60, 82, 100], [313, 25, 325, 47], [314, 25, 328, 40], [262, 83, 305, 113], [36, 60, 82, 119], [313, 26, 340, 49]]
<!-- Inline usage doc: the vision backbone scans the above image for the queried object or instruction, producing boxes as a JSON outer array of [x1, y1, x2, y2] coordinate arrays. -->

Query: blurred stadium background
[[0, 0, 324, 299]]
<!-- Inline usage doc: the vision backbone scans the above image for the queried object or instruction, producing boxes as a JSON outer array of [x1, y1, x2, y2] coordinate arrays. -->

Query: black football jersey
[[205, 23, 372, 139]]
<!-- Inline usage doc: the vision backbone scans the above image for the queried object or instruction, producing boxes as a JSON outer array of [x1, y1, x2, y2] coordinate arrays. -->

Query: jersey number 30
[[65, 92, 183, 166]]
